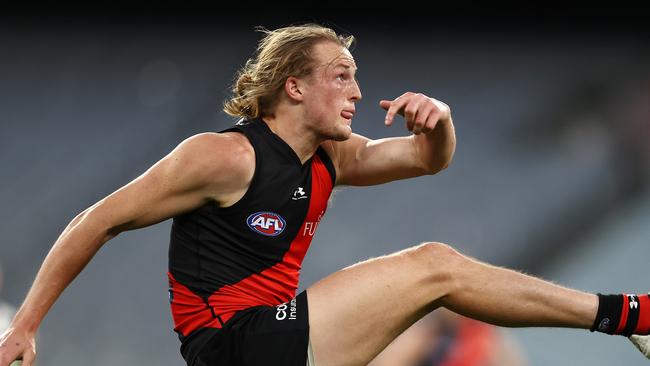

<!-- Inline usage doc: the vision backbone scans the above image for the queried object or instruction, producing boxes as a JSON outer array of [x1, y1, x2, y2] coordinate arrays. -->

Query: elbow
[[425, 163, 448, 175], [419, 131, 456, 175], [102, 217, 128, 242], [105, 225, 125, 241], [69, 206, 120, 244], [437, 159, 452, 173], [430, 140, 456, 174]]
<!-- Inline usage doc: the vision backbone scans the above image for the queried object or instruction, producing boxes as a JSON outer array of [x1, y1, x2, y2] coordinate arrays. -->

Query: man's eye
[[336, 74, 346, 80]]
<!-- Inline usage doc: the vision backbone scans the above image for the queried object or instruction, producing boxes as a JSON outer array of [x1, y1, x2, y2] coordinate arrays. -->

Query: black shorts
[[181, 291, 310, 366]]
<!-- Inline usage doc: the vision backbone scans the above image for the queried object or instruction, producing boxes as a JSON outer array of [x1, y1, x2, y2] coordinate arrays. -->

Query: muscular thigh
[[307, 243, 453, 366]]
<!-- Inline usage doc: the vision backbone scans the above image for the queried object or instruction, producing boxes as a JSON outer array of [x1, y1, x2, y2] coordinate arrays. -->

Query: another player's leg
[[307, 242, 649, 366]]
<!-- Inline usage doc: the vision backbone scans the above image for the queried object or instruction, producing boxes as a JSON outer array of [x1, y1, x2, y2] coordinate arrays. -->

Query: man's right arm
[[0, 132, 254, 366]]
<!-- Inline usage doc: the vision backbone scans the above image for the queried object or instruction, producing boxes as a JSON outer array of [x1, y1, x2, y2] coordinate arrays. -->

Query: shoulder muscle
[[88, 131, 254, 235], [172, 132, 255, 203]]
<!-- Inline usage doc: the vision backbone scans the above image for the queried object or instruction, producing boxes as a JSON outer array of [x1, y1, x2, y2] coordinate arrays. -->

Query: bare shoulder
[[183, 130, 254, 171], [319, 134, 369, 185], [325, 133, 370, 161], [173, 132, 255, 194], [330, 132, 370, 148], [182, 131, 253, 161]]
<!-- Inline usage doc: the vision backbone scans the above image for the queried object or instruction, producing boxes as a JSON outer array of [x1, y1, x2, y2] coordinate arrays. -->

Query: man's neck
[[262, 115, 322, 165]]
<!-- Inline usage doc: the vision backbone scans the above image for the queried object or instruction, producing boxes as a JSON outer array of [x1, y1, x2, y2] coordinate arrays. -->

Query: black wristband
[[591, 294, 623, 334]]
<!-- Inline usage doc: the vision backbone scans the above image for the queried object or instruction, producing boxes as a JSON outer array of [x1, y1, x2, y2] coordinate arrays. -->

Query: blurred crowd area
[[0, 15, 648, 365], [370, 310, 527, 366]]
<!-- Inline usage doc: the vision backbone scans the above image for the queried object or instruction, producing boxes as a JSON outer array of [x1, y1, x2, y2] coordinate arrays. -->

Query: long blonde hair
[[223, 24, 354, 119]]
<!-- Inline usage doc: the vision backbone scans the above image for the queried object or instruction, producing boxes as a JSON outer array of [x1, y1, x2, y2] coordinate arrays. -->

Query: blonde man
[[1, 24, 649, 366]]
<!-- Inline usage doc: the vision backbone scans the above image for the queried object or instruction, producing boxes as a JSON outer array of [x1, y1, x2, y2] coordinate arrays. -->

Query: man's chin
[[332, 126, 352, 141]]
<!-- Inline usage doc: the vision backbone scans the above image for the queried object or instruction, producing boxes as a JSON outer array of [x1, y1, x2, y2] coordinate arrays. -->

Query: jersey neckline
[[254, 118, 314, 169]]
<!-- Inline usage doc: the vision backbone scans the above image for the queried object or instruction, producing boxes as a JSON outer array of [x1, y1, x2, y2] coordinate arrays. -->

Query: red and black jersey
[[167, 118, 335, 342]]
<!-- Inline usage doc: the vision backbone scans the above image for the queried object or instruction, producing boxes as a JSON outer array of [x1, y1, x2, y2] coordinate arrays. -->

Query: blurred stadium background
[[0, 12, 648, 365]]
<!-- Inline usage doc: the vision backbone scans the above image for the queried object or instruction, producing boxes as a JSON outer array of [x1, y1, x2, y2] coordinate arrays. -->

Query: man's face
[[301, 41, 362, 141]]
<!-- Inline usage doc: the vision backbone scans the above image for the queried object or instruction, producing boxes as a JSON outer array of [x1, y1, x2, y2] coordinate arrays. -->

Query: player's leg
[[366, 316, 431, 366], [307, 242, 598, 366]]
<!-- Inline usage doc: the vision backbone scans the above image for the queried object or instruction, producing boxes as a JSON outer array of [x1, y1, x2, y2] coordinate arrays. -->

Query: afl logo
[[246, 212, 286, 236]]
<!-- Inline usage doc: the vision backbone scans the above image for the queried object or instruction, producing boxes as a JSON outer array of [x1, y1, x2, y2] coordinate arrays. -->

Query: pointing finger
[[383, 97, 409, 126]]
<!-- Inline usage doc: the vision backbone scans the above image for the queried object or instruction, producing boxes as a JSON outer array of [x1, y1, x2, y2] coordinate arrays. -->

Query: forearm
[[414, 117, 456, 174], [11, 210, 113, 333]]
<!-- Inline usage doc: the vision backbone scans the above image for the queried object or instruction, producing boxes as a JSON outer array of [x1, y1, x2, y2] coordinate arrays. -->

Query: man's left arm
[[333, 92, 456, 186]]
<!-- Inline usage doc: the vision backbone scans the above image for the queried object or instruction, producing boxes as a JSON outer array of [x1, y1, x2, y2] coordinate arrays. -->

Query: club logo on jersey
[[292, 187, 308, 200], [246, 212, 286, 236]]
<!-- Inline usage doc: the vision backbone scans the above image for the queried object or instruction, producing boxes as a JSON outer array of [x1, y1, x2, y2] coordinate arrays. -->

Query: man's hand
[[380, 92, 451, 135], [0, 327, 36, 366]]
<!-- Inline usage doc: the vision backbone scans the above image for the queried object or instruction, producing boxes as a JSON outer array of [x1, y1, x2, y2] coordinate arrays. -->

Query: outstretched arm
[[333, 92, 456, 186], [0, 132, 253, 366]]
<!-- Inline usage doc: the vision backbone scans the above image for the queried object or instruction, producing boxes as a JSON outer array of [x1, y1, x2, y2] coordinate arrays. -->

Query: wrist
[[11, 310, 41, 335]]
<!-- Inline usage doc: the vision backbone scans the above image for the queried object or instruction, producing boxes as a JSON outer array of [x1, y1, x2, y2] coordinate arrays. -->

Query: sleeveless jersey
[[167, 118, 335, 341]]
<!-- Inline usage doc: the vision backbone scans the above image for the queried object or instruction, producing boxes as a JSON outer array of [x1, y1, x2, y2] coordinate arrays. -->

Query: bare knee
[[404, 242, 465, 296], [409, 241, 463, 265]]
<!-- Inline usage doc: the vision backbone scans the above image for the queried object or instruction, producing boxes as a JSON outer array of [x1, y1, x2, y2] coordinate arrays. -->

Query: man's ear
[[284, 76, 304, 102]]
